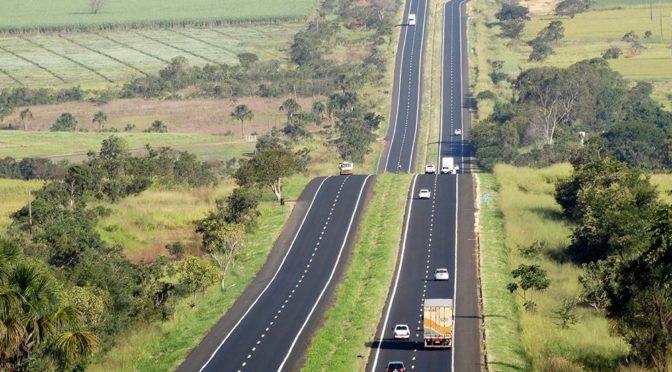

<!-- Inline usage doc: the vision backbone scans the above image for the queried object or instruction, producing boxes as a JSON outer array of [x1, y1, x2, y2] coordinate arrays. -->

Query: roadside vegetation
[[302, 174, 412, 371]]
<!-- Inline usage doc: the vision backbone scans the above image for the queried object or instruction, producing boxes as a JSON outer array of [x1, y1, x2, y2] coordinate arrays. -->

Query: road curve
[[380, 0, 428, 173], [178, 175, 372, 372]]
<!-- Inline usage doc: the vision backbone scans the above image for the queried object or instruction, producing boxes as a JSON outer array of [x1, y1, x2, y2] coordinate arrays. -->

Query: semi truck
[[440, 157, 456, 174], [423, 298, 453, 348], [339, 161, 353, 175]]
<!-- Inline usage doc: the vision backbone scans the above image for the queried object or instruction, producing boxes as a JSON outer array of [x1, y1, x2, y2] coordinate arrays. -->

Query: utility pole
[[28, 190, 33, 239], [650, 0, 653, 20]]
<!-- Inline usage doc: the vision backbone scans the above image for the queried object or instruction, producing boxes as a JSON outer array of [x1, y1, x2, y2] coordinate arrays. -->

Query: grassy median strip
[[302, 174, 412, 371], [476, 173, 529, 371], [90, 202, 292, 371]]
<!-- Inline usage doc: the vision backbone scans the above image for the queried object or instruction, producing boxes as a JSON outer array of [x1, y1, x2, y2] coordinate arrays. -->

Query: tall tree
[[19, 108, 33, 131], [89, 0, 107, 14], [230, 104, 254, 137], [196, 219, 245, 288], [279, 98, 302, 122], [92, 111, 107, 130], [234, 148, 307, 203], [50, 113, 77, 132]]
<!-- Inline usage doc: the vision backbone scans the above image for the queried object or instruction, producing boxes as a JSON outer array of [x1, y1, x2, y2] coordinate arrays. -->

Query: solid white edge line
[[458, 0, 466, 171], [453, 170, 459, 371], [407, 0, 429, 173], [370, 174, 418, 372], [383, 0, 413, 173], [278, 175, 372, 371], [199, 176, 331, 372]]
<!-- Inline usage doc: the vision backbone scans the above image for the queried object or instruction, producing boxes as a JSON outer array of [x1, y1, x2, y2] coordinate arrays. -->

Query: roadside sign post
[[483, 193, 489, 208]]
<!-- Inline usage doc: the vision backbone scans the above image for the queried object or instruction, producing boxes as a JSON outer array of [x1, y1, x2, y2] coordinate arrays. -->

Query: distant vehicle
[[423, 298, 453, 348], [434, 268, 449, 281], [339, 161, 353, 175], [440, 157, 456, 174], [424, 164, 436, 174], [418, 189, 431, 199], [386, 361, 406, 372], [454, 128, 462, 136], [393, 324, 410, 340], [408, 13, 416, 26]]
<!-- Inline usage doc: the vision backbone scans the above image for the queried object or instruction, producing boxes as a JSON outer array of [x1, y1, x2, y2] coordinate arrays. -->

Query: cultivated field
[[0, 23, 301, 88], [0, 131, 254, 161], [0, 0, 316, 32]]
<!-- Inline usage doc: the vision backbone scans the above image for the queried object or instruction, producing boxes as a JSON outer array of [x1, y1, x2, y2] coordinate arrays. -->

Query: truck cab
[[339, 161, 353, 175]]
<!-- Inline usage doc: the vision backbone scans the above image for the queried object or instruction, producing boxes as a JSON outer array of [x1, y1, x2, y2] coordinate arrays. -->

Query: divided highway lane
[[381, 0, 428, 173], [368, 174, 458, 371], [179, 175, 371, 372]]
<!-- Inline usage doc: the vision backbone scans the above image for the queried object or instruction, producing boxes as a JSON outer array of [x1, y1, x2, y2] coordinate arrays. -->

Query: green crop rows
[[0, 23, 301, 88]]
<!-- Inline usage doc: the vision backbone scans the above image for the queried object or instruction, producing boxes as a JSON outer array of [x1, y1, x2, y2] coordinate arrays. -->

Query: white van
[[408, 13, 416, 26]]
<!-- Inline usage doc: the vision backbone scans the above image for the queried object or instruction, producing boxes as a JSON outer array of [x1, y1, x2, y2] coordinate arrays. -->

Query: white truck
[[440, 157, 456, 174], [339, 161, 353, 175], [423, 298, 453, 348]]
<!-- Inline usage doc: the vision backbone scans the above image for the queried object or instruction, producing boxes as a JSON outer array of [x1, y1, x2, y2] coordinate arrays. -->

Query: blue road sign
[[483, 193, 490, 203]]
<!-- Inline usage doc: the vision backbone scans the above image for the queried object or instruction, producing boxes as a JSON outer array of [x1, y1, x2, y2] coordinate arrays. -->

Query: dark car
[[386, 361, 406, 372]]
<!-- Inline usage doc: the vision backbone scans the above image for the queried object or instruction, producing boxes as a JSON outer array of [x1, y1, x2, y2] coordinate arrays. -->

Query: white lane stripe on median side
[[370, 174, 418, 372], [199, 176, 330, 372], [383, 0, 413, 172], [278, 175, 372, 371], [407, 0, 429, 173]]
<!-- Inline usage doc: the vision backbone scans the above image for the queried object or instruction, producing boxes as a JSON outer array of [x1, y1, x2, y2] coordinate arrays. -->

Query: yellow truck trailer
[[423, 298, 453, 348]]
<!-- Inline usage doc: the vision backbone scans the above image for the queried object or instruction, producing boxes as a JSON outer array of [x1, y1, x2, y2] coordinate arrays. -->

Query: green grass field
[[302, 174, 412, 371], [467, 0, 672, 117], [477, 173, 529, 371], [0, 23, 301, 88], [0, 179, 43, 231], [592, 0, 672, 9], [89, 201, 291, 371], [0, 0, 315, 31], [491, 164, 630, 370], [0, 131, 254, 161]]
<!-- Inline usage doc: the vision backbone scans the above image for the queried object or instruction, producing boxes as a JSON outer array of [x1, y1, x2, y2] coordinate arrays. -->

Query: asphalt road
[[368, 0, 482, 370], [178, 175, 372, 372], [380, 0, 428, 173]]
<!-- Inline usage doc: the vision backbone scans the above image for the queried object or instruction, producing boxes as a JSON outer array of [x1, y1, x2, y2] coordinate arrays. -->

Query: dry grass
[[0, 178, 44, 231], [5, 96, 321, 135]]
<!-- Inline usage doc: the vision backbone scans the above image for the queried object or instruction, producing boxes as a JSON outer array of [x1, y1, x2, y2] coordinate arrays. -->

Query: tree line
[[472, 58, 672, 171]]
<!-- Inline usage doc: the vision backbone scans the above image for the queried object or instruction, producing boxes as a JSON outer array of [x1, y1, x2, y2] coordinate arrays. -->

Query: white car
[[418, 189, 431, 199], [434, 268, 449, 281], [408, 13, 416, 26], [393, 324, 410, 340], [454, 128, 462, 136], [424, 164, 436, 174]]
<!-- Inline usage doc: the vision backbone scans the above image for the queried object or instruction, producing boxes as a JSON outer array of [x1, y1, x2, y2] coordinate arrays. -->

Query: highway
[[178, 175, 372, 372], [369, 0, 481, 370], [380, 0, 428, 173]]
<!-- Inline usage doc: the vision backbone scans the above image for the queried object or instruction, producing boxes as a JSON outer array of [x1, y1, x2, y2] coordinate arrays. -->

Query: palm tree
[[230, 104, 254, 137], [19, 109, 33, 131], [92, 111, 107, 130], [279, 98, 302, 122]]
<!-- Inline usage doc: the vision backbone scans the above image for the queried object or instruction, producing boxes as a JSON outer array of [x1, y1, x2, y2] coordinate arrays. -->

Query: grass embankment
[[90, 201, 291, 371], [0, 179, 43, 231], [477, 173, 529, 371], [416, 0, 444, 171], [466, 0, 672, 117], [0, 131, 253, 161], [0, 23, 301, 88], [302, 173, 412, 371], [0, 0, 315, 32], [484, 164, 629, 370]]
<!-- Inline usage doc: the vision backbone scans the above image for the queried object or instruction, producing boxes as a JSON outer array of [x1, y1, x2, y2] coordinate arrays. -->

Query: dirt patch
[[519, 0, 560, 16], [5, 96, 321, 136]]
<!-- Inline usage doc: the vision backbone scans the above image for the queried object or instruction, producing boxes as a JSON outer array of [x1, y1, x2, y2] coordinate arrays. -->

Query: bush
[[50, 112, 77, 131], [143, 120, 168, 133], [602, 47, 622, 59], [477, 90, 497, 100]]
